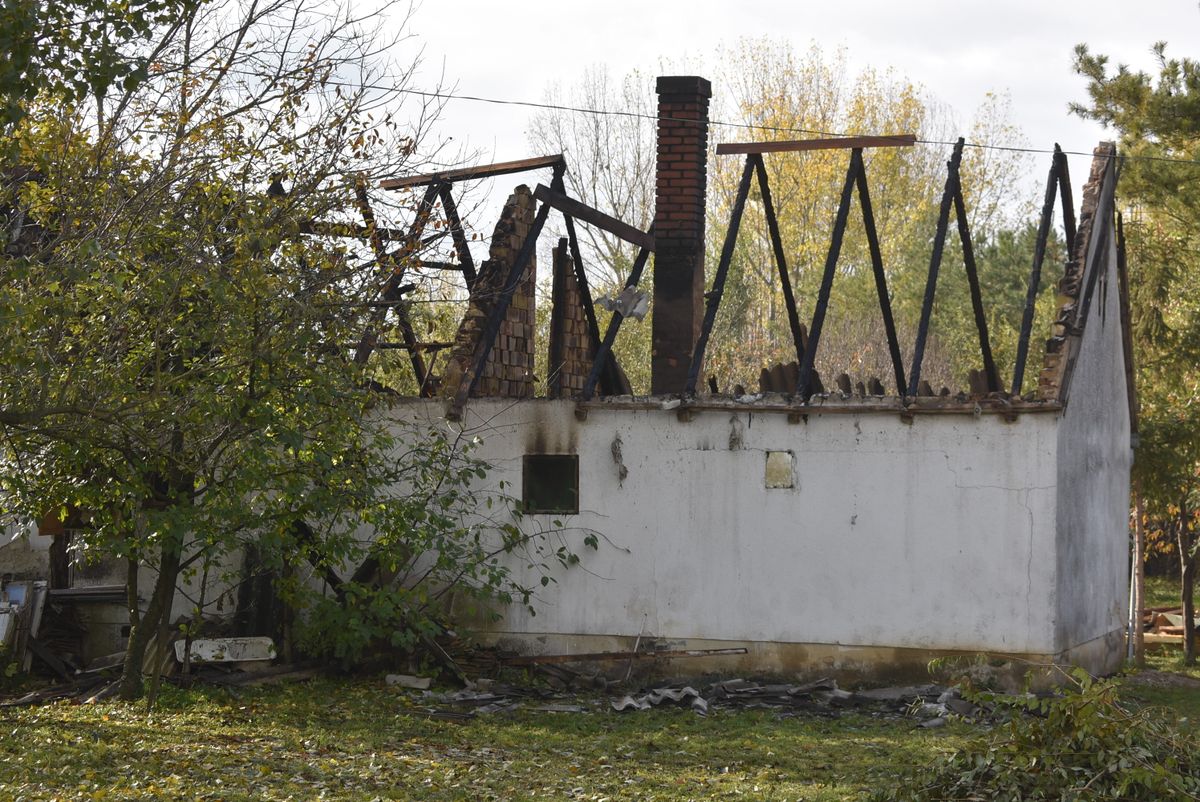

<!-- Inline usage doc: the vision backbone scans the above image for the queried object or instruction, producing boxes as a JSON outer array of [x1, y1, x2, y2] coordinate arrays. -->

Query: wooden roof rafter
[[379, 154, 566, 191], [715, 134, 916, 155]]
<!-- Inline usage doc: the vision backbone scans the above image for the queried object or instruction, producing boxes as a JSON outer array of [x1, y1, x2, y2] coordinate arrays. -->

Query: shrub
[[872, 669, 1200, 801]]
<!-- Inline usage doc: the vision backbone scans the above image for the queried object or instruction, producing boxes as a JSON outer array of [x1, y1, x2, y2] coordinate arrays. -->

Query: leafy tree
[[0, 0, 196, 127], [0, 0, 560, 700], [1073, 40, 1200, 661]]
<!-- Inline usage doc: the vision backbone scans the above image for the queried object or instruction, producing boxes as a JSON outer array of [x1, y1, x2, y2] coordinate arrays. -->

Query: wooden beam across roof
[[299, 220, 410, 241], [379, 154, 566, 190], [715, 134, 917, 155], [533, 184, 654, 252]]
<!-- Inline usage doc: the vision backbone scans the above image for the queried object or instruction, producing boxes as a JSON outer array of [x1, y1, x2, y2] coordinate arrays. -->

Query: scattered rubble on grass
[[395, 675, 1030, 726]]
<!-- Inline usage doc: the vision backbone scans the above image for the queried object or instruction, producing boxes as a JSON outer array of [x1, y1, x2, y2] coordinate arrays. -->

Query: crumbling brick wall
[[546, 238, 594, 398], [442, 186, 537, 399]]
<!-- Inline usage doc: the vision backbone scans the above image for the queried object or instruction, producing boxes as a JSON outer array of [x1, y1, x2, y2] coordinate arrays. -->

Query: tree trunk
[[1178, 510, 1196, 666], [118, 535, 183, 700], [1133, 488, 1146, 666]]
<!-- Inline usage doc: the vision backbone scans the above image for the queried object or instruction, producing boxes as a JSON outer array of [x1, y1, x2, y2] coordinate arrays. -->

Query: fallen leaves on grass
[[0, 678, 966, 801]]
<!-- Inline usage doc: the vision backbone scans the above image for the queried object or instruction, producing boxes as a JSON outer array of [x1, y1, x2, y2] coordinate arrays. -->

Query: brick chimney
[[652, 75, 711, 395]]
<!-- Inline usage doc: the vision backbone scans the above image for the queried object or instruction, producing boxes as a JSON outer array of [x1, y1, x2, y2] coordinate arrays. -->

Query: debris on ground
[[385, 673, 432, 689], [612, 686, 707, 715], [605, 679, 997, 723], [393, 675, 1006, 724], [1143, 605, 1200, 646], [173, 636, 276, 664], [1, 579, 49, 674]]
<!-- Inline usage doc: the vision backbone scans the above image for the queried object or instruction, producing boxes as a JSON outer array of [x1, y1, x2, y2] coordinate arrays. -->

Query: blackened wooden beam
[[414, 260, 465, 271], [685, 156, 756, 396], [854, 149, 907, 396], [502, 646, 748, 665], [715, 134, 916, 155], [437, 183, 477, 287], [951, 172, 1001, 393], [420, 229, 449, 247], [1075, 154, 1119, 328], [797, 152, 859, 402], [1115, 212, 1138, 433], [552, 171, 624, 395], [533, 184, 655, 252], [1012, 154, 1061, 396], [563, 215, 619, 394], [1055, 146, 1077, 255], [380, 154, 565, 190], [754, 155, 807, 367], [582, 234, 653, 401], [352, 180, 439, 394], [909, 139, 964, 395], [299, 220, 411, 241]]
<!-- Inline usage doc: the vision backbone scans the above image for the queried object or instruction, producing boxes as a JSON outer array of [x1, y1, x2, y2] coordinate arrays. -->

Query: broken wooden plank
[[380, 155, 565, 190], [414, 260, 466, 271], [716, 134, 916, 155], [502, 647, 747, 666], [533, 184, 655, 251], [26, 636, 71, 681], [233, 668, 321, 687], [1144, 632, 1200, 646], [0, 675, 106, 707]]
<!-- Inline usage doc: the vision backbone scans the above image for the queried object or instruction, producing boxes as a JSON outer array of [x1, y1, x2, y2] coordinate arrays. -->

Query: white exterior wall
[[0, 522, 50, 578], [1054, 228, 1132, 668], [393, 399, 1064, 658]]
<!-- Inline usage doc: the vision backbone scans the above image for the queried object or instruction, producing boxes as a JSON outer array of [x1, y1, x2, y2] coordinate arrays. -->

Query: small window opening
[[523, 454, 579, 514]]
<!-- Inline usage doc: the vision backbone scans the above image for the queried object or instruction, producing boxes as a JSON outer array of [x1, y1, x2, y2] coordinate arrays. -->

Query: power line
[[184, 62, 1199, 167], [381, 83, 1200, 167]]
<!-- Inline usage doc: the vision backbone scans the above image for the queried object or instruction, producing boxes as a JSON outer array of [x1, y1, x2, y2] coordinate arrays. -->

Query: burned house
[[378, 75, 1134, 681], [2, 74, 1134, 683]]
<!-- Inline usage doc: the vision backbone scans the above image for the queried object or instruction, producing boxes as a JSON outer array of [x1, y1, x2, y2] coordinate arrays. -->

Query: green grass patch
[[5, 674, 1200, 801], [1145, 575, 1184, 609], [0, 678, 970, 801]]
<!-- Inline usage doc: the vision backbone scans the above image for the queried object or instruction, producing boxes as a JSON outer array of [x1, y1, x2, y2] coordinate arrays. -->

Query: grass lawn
[[3, 666, 1198, 801], [0, 677, 970, 802], [1145, 574, 1186, 608]]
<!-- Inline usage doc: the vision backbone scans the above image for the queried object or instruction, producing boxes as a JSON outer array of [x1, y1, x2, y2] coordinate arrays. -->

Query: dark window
[[523, 454, 579, 514]]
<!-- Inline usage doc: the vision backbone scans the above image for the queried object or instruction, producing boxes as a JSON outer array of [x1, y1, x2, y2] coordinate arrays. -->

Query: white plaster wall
[[1054, 228, 1132, 658], [0, 522, 51, 578], [391, 399, 1063, 655]]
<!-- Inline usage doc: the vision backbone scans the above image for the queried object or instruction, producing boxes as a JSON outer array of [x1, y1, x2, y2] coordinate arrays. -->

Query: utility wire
[[381, 83, 1200, 167], [172, 61, 1199, 166]]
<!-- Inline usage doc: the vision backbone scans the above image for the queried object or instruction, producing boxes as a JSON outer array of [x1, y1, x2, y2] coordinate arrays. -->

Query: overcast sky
[[396, 0, 1199, 227]]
